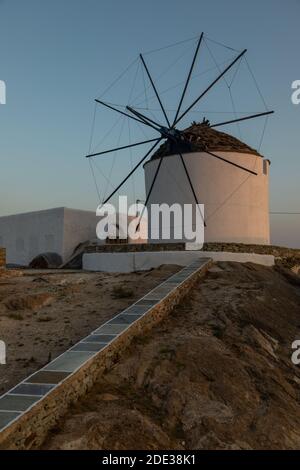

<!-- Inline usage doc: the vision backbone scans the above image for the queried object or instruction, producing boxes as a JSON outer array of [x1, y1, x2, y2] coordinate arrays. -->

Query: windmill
[[86, 33, 273, 244]]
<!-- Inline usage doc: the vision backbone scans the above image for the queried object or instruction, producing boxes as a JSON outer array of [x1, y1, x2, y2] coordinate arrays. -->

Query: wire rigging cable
[[87, 103, 103, 203], [204, 37, 243, 139], [142, 34, 200, 56], [131, 40, 198, 107], [204, 35, 241, 53], [96, 57, 139, 100], [244, 57, 269, 111], [102, 116, 127, 204]]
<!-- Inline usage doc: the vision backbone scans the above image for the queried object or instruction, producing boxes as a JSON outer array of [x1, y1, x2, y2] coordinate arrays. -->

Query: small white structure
[[83, 250, 274, 273], [0, 207, 98, 266], [144, 123, 270, 245]]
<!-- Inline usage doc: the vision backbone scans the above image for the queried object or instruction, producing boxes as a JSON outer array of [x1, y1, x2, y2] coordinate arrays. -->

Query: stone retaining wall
[[0, 248, 5, 269], [0, 258, 211, 450], [85, 242, 300, 260], [202, 243, 300, 270], [202, 242, 300, 258], [85, 242, 186, 253]]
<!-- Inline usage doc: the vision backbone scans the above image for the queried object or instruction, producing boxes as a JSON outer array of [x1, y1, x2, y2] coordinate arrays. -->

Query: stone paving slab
[[9, 384, 55, 396], [0, 412, 20, 430], [70, 342, 107, 353], [43, 351, 95, 373], [82, 334, 116, 343], [24, 371, 70, 385], [93, 324, 127, 335], [108, 313, 142, 325], [0, 395, 40, 412], [123, 305, 150, 315]]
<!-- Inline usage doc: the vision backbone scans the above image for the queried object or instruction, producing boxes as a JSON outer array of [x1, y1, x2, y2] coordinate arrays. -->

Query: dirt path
[[42, 262, 300, 450], [0, 265, 179, 396]]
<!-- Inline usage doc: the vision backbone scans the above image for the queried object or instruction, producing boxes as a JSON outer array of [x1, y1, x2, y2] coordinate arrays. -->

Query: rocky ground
[[42, 262, 300, 450], [0, 265, 179, 395]]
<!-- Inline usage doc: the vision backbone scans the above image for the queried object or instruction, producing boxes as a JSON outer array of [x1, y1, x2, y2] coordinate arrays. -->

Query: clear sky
[[0, 0, 299, 247]]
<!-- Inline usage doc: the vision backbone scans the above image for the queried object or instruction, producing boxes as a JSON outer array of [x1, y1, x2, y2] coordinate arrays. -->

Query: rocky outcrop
[[43, 262, 300, 450], [0, 248, 5, 269]]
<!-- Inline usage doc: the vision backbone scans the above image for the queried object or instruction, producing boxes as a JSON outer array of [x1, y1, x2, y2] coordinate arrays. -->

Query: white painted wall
[[62, 208, 98, 261], [0, 207, 98, 266], [144, 151, 270, 245], [83, 251, 275, 273], [0, 208, 65, 265]]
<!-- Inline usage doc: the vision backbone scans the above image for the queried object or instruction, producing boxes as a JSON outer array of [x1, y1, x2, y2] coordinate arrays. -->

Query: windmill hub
[[159, 127, 183, 140]]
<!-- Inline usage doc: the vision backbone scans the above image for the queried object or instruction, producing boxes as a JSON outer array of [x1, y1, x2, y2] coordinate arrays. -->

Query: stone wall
[[0, 258, 211, 450], [202, 242, 300, 257], [202, 242, 300, 269], [85, 241, 300, 258], [0, 248, 5, 269], [85, 242, 186, 253]]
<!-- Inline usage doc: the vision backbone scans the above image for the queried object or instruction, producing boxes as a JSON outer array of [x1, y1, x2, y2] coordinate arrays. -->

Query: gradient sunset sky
[[0, 0, 299, 247]]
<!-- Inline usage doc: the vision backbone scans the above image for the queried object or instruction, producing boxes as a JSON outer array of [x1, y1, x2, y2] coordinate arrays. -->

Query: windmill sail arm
[[127, 105, 162, 128], [177, 151, 206, 226], [126, 106, 162, 133], [140, 53, 171, 127], [135, 156, 164, 232], [102, 138, 163, 205], [85, 138, 159, 159], [95, 99, 157, 131], [210, 110, 274, 128], [204, 150, 258, 175], [172, 32, 204, 126]]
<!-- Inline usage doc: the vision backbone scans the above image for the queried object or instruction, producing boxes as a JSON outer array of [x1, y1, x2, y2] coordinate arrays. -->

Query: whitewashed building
[[0, 207, 98, 266], [144, 122, 270, 245]]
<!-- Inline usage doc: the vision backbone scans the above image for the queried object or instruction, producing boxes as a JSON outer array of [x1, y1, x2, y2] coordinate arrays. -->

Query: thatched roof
[[149, 121, 261, 162]]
